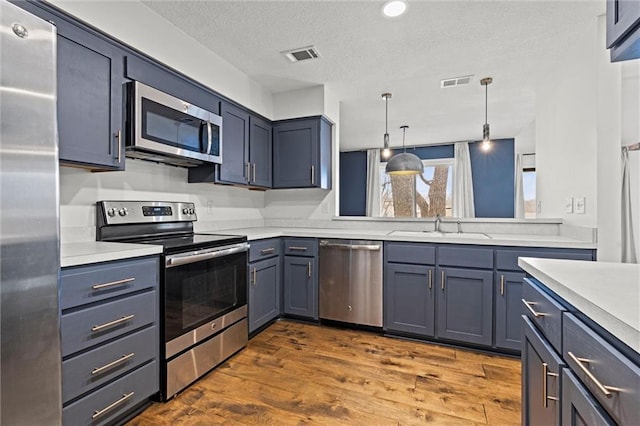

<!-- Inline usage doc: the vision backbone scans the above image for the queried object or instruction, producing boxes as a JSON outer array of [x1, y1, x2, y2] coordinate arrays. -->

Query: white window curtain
[[453, 142, 475, 217], [621, 147, 637, 263], [514, 154, 525, 219], [366, 148, 381, 217]]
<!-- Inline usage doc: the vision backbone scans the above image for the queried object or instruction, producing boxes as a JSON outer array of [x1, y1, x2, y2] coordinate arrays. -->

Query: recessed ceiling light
[[381, 0, 408, 18]]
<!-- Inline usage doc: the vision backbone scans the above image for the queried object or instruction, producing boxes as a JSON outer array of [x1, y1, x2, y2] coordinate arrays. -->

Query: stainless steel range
[[96, 201, 248, 400]]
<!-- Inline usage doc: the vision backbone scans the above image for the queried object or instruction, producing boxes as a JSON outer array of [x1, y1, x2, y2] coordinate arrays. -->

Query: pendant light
[[381, 93, 392, 159], [480, 77, 493, 151], [385, 125, 424, 175]]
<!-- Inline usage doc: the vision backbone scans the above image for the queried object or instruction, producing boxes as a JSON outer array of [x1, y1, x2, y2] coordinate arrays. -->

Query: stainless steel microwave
[[125, 81, 222, 167]]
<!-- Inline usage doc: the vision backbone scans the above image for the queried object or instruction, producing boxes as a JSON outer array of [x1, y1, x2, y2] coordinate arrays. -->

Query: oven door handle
[[165, 243, 248, 268]]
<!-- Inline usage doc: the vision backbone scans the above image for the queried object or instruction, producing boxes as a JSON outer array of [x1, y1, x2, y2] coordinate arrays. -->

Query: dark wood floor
[[129, 320, 521, 425]]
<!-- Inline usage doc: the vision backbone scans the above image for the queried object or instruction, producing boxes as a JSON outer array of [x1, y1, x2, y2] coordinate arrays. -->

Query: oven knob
[[182, 208, 190, 215], [189, 208, 195, 215], [107, 208, 116, 217], [118, 208, 128, 216]]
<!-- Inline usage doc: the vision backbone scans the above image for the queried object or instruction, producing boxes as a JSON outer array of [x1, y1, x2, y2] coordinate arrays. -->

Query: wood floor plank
[[129, 320, 521, 425]]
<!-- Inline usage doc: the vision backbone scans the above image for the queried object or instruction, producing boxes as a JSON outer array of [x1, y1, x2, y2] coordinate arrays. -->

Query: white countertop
[[61, 241, 163, 268], [519, 257, 640, 353], [204, 226, 596, 249], [61, 226, 594, 267]]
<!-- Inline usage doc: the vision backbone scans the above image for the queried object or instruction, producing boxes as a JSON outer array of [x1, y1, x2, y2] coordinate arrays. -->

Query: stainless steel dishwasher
[[319, 239, 383, 327]]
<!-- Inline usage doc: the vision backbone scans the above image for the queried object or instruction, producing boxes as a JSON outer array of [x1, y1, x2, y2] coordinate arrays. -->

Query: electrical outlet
[[564, 197, 574, 214], [574, 197, 586, 214], [207, 200, 215, 214], [536, 201, 542, 214], [321, 202, 329, 214]]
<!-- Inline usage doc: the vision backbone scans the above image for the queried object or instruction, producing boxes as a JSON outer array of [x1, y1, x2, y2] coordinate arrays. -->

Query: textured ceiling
[[142, 0, 604, 151]]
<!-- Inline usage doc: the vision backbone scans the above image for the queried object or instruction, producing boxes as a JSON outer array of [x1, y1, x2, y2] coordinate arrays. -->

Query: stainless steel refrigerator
[[1, 1, 62, 424]]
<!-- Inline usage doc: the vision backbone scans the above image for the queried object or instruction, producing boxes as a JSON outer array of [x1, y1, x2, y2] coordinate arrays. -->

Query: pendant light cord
[[385, 96, 389, 134], [484, 83, 488, 126]]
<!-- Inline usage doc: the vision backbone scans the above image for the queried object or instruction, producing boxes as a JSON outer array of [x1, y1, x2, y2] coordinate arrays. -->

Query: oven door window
[[164, 250, 247, 342], [141, 97, 207, 154]]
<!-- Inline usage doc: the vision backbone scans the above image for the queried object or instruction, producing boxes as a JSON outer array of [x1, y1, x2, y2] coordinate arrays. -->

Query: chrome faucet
[[434, 214, 442, 232]]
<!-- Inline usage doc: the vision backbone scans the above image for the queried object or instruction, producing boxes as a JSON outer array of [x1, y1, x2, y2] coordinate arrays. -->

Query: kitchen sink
[[387, 230, 491, 239]]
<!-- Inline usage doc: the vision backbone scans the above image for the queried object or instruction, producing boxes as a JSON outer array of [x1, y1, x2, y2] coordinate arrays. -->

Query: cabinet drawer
[[562, 369, 616, 426], [563, 313, 640, 425], [62, 326, 156, 403], [249, 238, 281, 262], [63, 360, 157, 426], [283, 238, 317, 257], [438, 245, 493, 269], [522, 278, 566, 354], [61, 291, 156, 357], [385, 242, 435, 265], [495, 248, 593, 272], [61, 257, 159, 310]]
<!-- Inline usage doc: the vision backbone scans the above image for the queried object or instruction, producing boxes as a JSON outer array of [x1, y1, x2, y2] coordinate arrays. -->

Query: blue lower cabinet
[[384, 263, 435, 337], [283, 256, 318, 320], [436, 267, 493, 346], [522, 316, 564, 426], [495, 271, 524, 351], [562, 369, 616, 426], [63, 361, 157, 426], [249, 257, 281, 333]]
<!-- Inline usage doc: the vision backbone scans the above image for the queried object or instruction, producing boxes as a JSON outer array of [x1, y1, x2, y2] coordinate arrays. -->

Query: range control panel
[[98, 201, 197, 225]]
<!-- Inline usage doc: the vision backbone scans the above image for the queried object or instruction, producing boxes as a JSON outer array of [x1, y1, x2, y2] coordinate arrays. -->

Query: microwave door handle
[[206, 121, 212, 154]]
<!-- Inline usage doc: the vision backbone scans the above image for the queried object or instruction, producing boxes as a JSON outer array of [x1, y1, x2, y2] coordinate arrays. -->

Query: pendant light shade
[[385, 125, 424, 175], [481, 77, 492, 152], [381, 93, 392, 159]]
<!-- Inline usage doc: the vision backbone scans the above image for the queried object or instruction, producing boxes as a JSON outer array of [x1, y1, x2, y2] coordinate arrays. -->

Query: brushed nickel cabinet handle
[[500, 275, 505, 296], [91, 353, 134, 376], [311, 165, 315, 185], [307, 261, 312, 278], [567, 351, 621, 398], [441, 270, 445, 290], [91, 314, 134, 332], [92, 392, 134, 419], [260, 247, 275, 254], [428, 269, 432, 290], [92, 277, 135, 291], [252, 162, 256, 183], [542, 362, 559, 407], [521, 299, 546, 317], [246, 162, 251, 182], [115, 130, 122, 164], [288, 246, 308, 251], [253, 267, 257, 285]]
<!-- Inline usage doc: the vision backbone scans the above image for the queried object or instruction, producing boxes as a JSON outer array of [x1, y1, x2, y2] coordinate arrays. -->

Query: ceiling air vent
[[440, 75, 473, 88], [281, 46, 321, 63]]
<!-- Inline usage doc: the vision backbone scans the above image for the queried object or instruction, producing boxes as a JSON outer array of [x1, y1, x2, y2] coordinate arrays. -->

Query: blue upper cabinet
[[607, 0, 640, 61], [15, 1, 125, 170], [218, 102, 250, 185], [248, 115, 273, 188], [189, 102, 272, 188], [273, 116, 332, 189]]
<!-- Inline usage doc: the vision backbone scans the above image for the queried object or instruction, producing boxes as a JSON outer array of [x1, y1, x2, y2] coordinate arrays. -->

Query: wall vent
[[281, 46, 321, 63], [440, 75, 473, 88]]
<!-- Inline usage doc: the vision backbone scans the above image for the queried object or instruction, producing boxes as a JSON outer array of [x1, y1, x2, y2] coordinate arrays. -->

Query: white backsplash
[[59, 159, 265, 243]]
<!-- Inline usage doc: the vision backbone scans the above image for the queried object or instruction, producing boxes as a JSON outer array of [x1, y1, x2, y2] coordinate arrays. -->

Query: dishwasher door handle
[[319, 242, 381, 251]]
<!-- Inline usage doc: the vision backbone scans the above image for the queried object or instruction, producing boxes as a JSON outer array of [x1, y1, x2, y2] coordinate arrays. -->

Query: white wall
[[535, 16, 599, 228], [49, 0, 273, 118], [272, 86, 325, 120], [596, 16, 623, 262], [514, 120, 536, 156], [60, 160, 265, 243]]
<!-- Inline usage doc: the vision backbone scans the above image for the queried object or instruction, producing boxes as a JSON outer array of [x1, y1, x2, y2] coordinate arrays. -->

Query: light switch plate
[[574, 197, 586, 214], [564, 197, 574, 213]]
